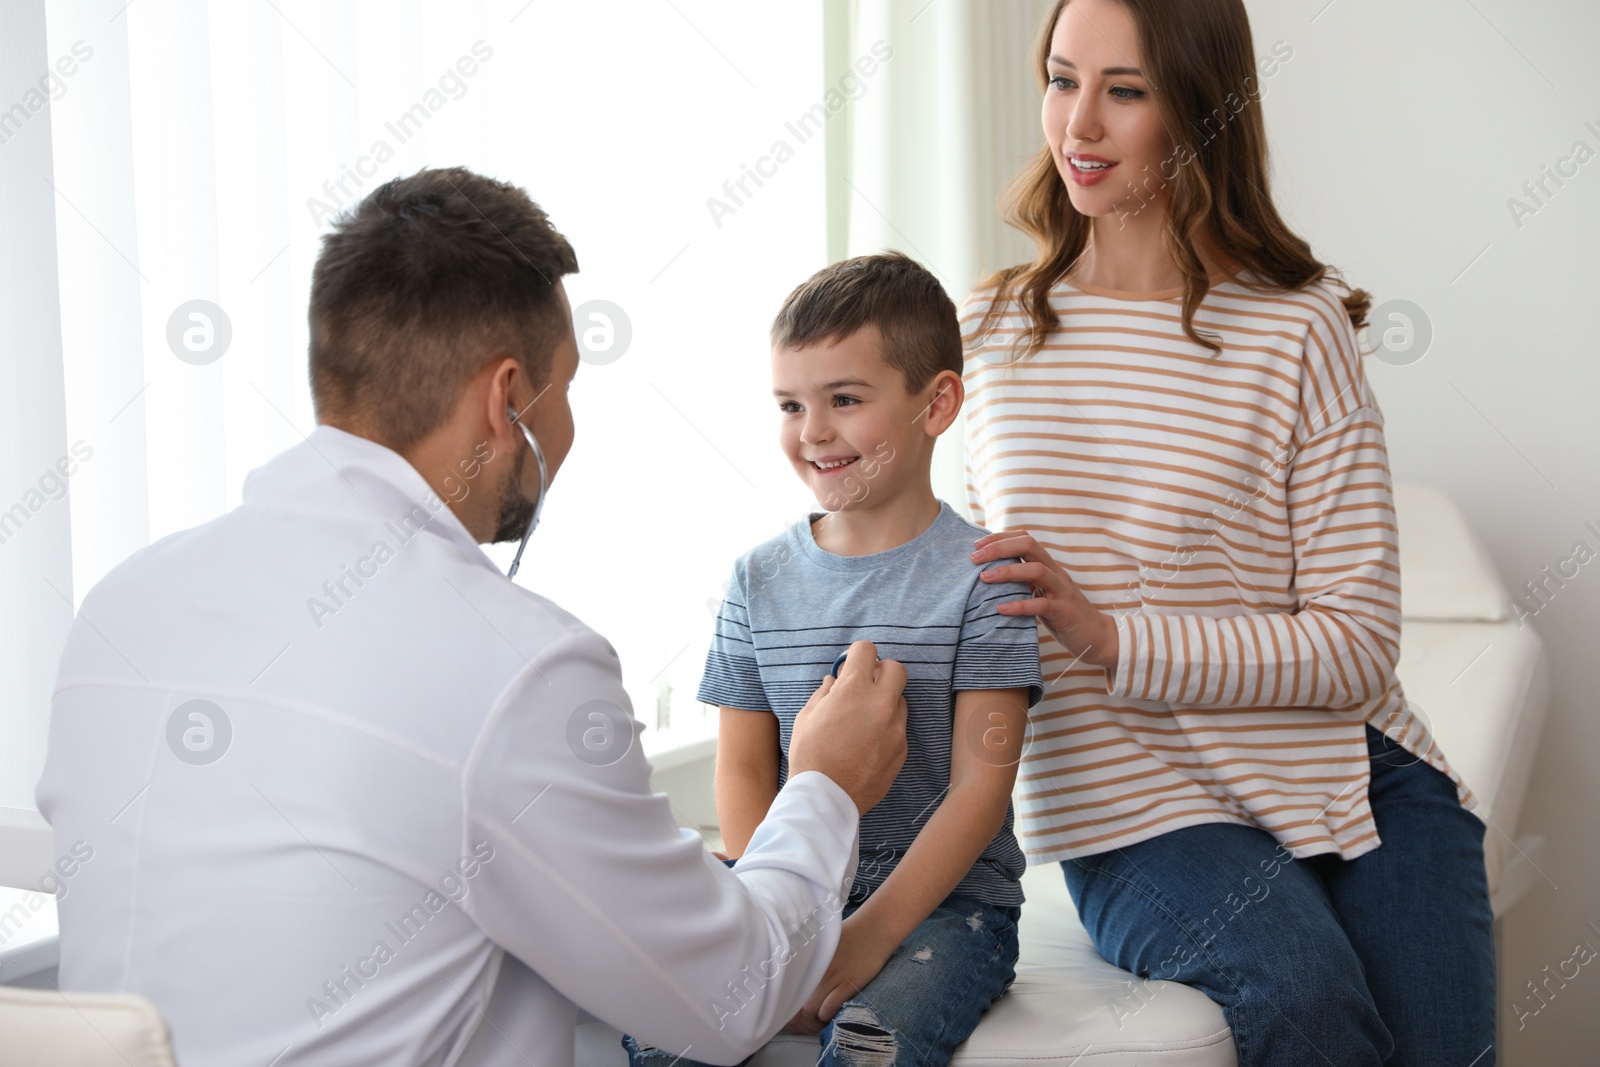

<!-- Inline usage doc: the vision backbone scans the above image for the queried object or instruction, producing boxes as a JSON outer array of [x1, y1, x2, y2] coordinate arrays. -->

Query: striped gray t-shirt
[[698, 499, 1044, 907]]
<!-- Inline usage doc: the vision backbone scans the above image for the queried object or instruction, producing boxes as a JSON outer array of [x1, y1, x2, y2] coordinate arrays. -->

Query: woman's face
[[1041, 0, 1171, 224]]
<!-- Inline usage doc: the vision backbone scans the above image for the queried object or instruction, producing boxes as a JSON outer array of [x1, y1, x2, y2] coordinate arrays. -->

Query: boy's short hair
[[309, 166, 579, 449], [770, 251, 962, 394]]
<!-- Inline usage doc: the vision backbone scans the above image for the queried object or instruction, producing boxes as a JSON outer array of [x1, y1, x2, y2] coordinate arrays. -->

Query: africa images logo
[[165, 699, 232, 766]]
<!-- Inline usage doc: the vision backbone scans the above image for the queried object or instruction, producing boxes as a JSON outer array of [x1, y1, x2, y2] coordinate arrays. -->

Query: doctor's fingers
[[799, 980, 835, 1028], [865, 654, 906, 695], [834, 640, 881, 680], [817, 982, 856, 1025], [844, 660, 908, 738], [830, 645, 906, 700], [800, 673, 837, 708]]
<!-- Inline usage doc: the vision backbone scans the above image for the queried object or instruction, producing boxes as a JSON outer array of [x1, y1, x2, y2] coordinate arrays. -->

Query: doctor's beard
[[491, 444, 536, 543]]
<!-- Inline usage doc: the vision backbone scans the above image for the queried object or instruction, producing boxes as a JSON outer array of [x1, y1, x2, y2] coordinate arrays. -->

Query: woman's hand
[[781, 917, 897, 1034], [971, 529, 1119, 673]]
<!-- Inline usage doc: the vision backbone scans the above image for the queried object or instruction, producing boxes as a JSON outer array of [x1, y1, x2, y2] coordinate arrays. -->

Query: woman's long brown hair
[[977, 0, 1371, 359]]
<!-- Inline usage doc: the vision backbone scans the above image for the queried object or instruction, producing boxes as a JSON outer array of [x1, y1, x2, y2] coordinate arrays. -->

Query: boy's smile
[[810, 455, 859, 474]]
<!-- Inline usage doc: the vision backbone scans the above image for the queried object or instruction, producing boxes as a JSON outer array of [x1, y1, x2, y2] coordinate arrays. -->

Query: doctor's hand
[[787, 641, 907, 817], [970, 529, 1120, 673], [781, 917, 895, 1034]]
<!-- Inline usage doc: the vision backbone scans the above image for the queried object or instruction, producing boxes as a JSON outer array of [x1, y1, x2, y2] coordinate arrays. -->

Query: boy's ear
[[920, 370, 965, 437]]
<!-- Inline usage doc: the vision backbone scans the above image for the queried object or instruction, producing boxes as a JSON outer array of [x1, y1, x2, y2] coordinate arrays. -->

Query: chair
[[0, 985, 177, 1067]]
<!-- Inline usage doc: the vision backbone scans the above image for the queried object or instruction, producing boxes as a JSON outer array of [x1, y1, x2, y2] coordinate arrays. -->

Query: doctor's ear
[[485, 354, 527, 432]]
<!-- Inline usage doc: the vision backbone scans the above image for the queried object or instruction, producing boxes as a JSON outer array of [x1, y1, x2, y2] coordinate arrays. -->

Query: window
[[43, 1, 833, 776]]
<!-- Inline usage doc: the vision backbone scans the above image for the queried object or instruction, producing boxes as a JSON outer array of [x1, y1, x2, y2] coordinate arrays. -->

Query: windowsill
[[639, 723, 718, 772], [0, 807, 53, 891], [0, 885, 58, 984]]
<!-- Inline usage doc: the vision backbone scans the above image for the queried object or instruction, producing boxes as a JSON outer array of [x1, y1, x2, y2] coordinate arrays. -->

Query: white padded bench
[[576, 857, 1236, 1066], [577, 482, 1550, 1067]]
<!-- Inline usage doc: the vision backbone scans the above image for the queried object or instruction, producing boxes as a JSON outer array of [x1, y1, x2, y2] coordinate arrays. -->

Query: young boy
[[625, 252, 1044, 1067]]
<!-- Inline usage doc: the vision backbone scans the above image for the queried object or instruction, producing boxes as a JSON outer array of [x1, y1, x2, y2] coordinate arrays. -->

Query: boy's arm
[[715, 706, 781, 858], [793, 686, 1029, 1025]]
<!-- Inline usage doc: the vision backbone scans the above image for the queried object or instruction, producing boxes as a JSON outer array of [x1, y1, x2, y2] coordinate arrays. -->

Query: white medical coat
[[35, 425, 858, 1066]]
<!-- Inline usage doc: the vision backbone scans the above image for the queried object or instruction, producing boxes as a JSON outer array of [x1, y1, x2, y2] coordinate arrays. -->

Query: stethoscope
[[505, 403, 548, 580]]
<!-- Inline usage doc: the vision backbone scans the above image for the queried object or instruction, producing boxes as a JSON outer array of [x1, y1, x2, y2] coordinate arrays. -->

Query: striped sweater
[[960, 271, 1473, 863]]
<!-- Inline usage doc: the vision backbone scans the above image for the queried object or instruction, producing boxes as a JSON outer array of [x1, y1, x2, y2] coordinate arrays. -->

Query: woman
[[962, 1, 1495, 1064]]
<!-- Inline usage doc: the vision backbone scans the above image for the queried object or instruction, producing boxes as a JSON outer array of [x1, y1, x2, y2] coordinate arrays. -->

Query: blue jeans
[[622, 881, 1020, 1067], [1062, 724, 1496, 1067]]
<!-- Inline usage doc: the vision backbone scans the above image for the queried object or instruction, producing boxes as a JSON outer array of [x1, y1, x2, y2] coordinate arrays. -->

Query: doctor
[[36, 166, 909, 1066]]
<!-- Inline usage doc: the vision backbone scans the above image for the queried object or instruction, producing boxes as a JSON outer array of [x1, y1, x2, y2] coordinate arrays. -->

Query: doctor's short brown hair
[[308, 166, 578, 449], [770, 251, 963, 395]]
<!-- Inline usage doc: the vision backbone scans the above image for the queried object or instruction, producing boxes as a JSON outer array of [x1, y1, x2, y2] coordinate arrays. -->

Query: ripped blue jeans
[[622, 886, 1020, 1067]]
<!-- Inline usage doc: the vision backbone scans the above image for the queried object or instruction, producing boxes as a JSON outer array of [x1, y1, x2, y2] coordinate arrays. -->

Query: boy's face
[[771, 325, 957, 513]]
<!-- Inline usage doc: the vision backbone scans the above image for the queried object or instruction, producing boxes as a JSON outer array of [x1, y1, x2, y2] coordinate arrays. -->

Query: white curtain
[[0, 1, 76, 815], [826, 0, 1053, 513], [5, 0, 840, 817]]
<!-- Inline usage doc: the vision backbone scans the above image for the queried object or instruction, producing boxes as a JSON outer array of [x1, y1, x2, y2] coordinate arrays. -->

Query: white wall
[[1238, 2, 1600, 1060]]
